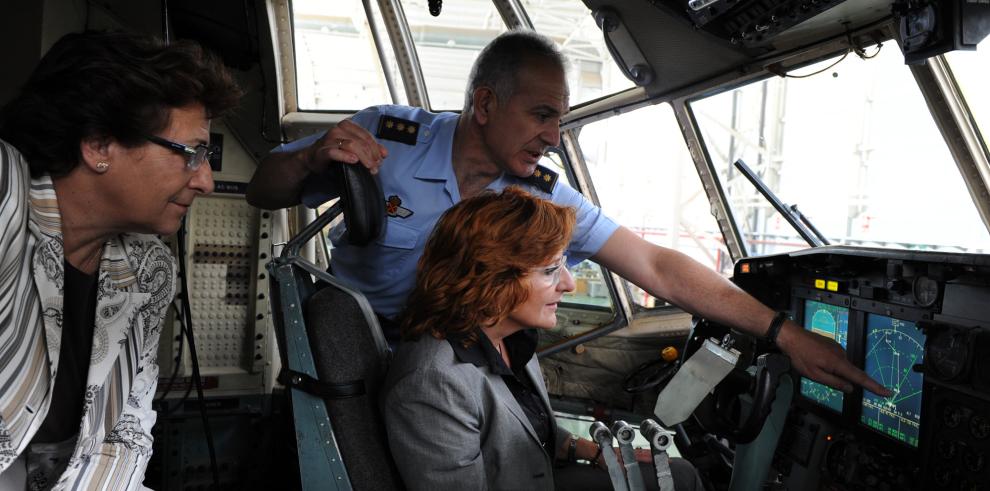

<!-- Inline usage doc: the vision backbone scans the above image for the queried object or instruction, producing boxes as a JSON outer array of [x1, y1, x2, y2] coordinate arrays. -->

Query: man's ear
[[472, 86, 498, 126], [79, 136, 112, 172]]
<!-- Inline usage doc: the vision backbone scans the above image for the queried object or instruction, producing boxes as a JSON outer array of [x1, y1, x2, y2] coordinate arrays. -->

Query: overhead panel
[[584, 0, 749, 97]]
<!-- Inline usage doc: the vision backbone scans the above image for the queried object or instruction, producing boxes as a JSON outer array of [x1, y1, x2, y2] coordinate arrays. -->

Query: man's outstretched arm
[[593, 226, 891, 396]]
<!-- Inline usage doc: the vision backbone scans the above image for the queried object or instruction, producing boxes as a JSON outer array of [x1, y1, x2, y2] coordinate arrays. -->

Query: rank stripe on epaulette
[[529, 165, 558, 194], [376, 115, 419, 145]]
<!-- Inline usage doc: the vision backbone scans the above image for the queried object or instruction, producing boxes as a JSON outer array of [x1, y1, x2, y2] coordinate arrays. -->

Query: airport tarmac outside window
[[691, 43, 990, 256], [945, 47, 989, 152], [520, 0, 636, 106], [292, 0, 396, 110], [576, 103, 732, 311], [399, 0, 507, 111]]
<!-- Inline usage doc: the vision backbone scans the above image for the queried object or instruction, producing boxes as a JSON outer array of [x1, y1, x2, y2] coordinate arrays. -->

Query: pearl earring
[[96, 161, 109, 172]]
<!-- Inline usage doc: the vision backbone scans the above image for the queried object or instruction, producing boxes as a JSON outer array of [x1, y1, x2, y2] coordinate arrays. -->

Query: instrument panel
[[732, 246, 990, 489]]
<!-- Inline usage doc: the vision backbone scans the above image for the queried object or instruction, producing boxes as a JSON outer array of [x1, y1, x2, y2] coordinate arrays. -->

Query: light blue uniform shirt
[[275, 105, 619, 322]]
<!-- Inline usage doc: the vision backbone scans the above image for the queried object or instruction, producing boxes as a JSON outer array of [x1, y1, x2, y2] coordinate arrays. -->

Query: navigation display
[[860, 314, 926, 447], [799, 300, 849, 412]]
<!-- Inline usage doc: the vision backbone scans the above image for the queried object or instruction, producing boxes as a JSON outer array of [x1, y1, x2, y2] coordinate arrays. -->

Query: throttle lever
[[591, 421, 629, 491], [640, 419, 676, 491], [611, 420, 646, 491]]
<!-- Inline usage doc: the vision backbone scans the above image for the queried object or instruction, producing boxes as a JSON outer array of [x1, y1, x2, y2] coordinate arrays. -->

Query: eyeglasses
[[532, 255, 568, 288], [145, 134, 216, 171]]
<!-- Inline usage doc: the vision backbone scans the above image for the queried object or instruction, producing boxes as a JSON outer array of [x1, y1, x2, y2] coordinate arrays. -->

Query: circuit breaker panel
[[151, 119, 279, 397], [158, 192, 275, 396], [189, 196, 262, 372], [149, 126, 281, 489]]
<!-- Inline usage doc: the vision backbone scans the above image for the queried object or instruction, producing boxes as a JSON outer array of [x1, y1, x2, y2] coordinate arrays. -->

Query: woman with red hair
[[381, 187, 704, 490]]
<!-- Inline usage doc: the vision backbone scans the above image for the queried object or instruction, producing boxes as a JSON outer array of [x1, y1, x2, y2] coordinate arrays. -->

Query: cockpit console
[[731, 246, 990, 489]]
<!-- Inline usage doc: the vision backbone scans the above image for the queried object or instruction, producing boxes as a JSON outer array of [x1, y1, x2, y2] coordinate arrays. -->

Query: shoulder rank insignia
[[526, 165, 559, 194], [385, 195, 414, 218], [376, 115, 419, 145]]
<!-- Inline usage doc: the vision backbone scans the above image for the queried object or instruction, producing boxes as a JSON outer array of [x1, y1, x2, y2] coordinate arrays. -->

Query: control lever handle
[[640, 419, 676, 491], [590, 422, 629, 491], [611, 421, 646, 491]]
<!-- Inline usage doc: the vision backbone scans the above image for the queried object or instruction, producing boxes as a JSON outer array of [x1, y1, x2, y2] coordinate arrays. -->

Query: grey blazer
[[382, 334, 569, 491]]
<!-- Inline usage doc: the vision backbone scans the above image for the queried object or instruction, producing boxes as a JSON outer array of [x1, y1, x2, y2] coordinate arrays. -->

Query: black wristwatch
[[567, 435, 578, 463], [765, 311, 788, 345]]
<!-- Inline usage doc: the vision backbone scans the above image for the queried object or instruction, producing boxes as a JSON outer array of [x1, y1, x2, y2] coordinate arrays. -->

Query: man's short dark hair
[[463, 29, 568, 112], [0, 31, 243, 177]]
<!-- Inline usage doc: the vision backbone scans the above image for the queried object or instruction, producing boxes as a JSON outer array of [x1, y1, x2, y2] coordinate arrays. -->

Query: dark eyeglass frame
[[144, 134, 216, 171]]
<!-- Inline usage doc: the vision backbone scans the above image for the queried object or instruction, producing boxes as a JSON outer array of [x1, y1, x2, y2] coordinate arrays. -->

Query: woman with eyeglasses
[[382, 187, 704, 490], [0, 31, 240, 489]]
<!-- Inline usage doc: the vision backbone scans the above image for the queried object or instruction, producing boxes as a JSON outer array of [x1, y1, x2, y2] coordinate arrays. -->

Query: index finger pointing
[[836, 362, 892, 397]]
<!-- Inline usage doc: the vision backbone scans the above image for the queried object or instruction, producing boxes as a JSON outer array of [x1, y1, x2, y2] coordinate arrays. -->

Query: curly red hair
[[400, 186, 576, 343]]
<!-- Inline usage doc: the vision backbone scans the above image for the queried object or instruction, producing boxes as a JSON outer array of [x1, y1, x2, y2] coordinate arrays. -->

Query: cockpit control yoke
[[654, 337, 740, 426]]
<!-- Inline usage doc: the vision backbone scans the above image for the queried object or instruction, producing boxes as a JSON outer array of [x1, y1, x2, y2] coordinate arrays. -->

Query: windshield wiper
[[733, 159, 830, 248]]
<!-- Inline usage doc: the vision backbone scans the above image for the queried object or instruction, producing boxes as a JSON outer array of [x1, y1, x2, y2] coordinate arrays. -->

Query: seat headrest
[[337, 162, 385, 246]]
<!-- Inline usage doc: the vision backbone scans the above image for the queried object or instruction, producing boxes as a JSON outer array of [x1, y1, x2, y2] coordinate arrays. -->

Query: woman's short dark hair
[[0, 30, 243, 177], [400, 186, 576, 345]]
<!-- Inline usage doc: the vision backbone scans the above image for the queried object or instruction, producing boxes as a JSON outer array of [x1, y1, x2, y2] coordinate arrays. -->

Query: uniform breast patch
[[386, 195, 414, 218], [376, 116, 419, 145]]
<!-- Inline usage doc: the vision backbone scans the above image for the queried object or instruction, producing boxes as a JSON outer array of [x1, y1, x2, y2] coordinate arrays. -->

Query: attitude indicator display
[[800, 300, 849, 412], [860, 314, 926, 447]]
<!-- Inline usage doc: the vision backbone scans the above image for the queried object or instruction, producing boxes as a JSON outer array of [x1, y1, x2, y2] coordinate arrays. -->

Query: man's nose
[[542, 123, 561, 148]]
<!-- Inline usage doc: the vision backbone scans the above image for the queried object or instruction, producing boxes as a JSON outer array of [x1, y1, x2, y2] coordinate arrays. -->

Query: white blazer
[[0, 139, 176, 489]]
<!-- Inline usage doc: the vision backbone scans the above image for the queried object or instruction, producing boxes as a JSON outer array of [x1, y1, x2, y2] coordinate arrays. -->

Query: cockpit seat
[[304, 279, 401, 489], [267, 161, 402, 489]]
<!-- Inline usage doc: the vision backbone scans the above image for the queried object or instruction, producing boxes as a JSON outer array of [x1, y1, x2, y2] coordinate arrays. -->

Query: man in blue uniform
[[247, 30, 889, 399]]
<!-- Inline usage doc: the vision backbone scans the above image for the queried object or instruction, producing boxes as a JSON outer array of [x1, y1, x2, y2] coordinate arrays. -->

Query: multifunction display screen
[[860, 314, 926, 447], [799, 300, 849, 412]]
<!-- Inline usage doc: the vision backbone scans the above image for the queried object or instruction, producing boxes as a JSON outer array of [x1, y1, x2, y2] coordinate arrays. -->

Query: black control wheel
[[683, 318, 789, 444], [623, 356, 678, 393]]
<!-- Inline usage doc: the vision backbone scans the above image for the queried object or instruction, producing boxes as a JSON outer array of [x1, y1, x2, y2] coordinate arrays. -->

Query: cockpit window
[[520, 0, 635, 106], [399, 0, 507, 111], [538, 150, 615, 312], [691, 44, 990, 256], [945, 48, 989, 153], [292, 0, 396, 110], [576, 102, 731, 311]]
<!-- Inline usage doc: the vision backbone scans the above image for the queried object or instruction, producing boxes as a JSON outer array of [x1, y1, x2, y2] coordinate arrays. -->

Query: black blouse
[[448, 329, 552, 451], [32, 260, 97, 444]]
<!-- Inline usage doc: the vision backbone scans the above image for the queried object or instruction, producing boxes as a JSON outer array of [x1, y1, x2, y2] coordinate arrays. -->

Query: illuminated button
[[740, 263, 751, 274], [661, 346, 679, 362], [815, 279, 826, 289], [826, 281, 839, 292]]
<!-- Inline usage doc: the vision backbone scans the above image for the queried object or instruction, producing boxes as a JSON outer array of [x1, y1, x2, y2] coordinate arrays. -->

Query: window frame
[[274, 3, 990, 346]]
